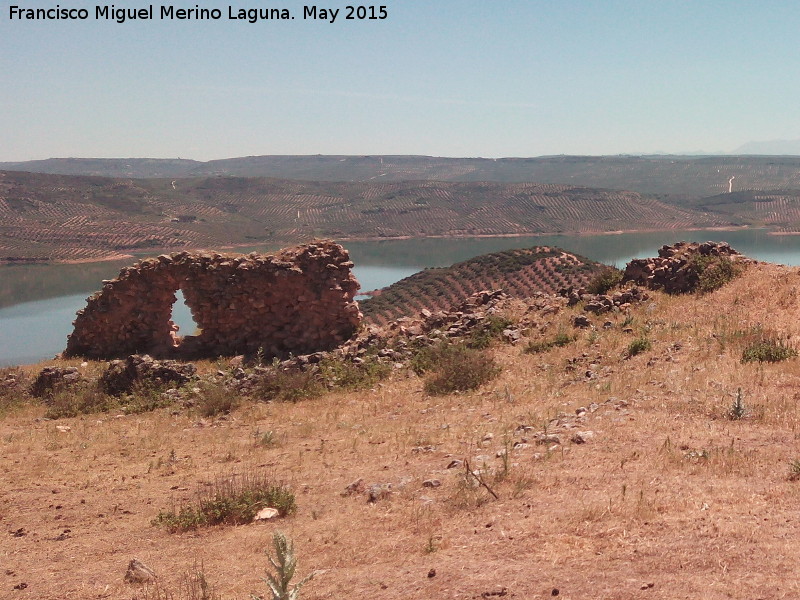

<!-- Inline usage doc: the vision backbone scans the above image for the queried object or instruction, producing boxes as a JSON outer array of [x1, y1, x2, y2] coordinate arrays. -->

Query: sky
[[2, 0, 800, 161]]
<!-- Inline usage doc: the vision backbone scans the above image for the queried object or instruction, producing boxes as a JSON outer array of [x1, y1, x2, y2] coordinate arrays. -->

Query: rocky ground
[[2, 243, 800, 599]]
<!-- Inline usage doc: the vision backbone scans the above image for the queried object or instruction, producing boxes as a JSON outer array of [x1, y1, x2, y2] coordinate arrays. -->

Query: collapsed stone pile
[[563, 286, 650, 314], [100, 354, 197, 396], [29, 367, 81, 398], [623, 241, 748, 294], [230, 289, 533, 392], [63, 241, 361, 360]]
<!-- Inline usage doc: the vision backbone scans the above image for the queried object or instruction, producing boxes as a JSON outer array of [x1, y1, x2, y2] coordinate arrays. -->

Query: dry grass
[[4, 264, 800, 598]]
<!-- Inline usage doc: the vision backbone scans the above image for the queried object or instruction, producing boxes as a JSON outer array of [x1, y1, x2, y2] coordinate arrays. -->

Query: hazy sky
[[2, 0, 799, 161]]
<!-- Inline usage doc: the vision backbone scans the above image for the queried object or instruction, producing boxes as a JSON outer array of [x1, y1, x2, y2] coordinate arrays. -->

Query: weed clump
[[741, 336, 797, 363], [625, 336, 652, 358], [727, 388, 747, 420], [789, 459, 800, 482], [467, 315, 515, 349], [587, 266, 624, 295], [44, 383, 114, 419], [690, 255, 745, 293], [255, 368, 325, 403], [196, 381, 238, 417], [138, 564, 221, 600], [524, 332, 575, 354], [153, 473, 295, 533], [318, 355, 390, 390], [412, 342, 500, 395]]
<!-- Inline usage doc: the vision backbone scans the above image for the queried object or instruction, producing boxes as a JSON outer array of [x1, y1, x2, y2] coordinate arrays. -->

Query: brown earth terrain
[[360, 246, 605, 325], [5, 154, 800, 197], [3, 249, 800, 599], [0, 170, 723, 262]]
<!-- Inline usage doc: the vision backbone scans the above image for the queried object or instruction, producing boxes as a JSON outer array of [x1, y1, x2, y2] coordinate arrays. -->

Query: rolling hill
[[5, 154, 800, 197], [0, 171, 721, 262], [359, 246, 605, 325]]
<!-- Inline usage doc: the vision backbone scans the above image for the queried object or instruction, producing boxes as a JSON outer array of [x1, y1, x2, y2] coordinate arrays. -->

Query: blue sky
[[2, 0, 799, 161]]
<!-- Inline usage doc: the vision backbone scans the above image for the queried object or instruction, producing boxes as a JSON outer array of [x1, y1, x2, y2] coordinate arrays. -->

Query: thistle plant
[[727, 388, 746, 420], [253, 531, 314, 600]]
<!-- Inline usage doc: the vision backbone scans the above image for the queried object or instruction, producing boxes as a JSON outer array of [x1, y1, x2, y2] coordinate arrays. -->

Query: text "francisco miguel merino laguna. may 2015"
[[8, 4, 388, 24]]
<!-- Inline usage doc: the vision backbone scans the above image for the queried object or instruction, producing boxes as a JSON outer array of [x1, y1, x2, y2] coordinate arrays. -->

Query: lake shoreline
[[1, 225, 759, 267]]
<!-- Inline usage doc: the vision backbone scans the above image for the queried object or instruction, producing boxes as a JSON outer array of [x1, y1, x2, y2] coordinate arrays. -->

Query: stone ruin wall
[[63, 241, 361, 360], [623, 241, 747, 294]]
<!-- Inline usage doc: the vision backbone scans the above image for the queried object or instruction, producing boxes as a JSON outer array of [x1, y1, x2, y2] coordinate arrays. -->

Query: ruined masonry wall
[[64, 241, 361, 359]]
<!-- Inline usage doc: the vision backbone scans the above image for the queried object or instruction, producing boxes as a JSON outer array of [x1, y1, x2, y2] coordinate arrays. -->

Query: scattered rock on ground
[[29, 366, 82, 398], [100, 354, 196, 395], [124, 558, 156, 584]]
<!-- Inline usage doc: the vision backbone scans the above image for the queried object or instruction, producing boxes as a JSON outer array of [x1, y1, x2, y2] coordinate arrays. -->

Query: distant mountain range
[[732, 139, 800, 155]]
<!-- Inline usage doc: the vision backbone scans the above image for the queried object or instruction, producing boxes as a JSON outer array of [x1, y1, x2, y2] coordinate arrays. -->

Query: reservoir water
[[2, 228, 799, 366]]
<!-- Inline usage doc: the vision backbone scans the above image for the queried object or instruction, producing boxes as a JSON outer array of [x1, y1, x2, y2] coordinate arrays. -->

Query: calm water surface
[[2, 229, 799, 366]]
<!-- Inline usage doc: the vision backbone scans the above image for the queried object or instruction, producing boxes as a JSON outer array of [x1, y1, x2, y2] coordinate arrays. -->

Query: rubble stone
[[623, 241, 749, 294]]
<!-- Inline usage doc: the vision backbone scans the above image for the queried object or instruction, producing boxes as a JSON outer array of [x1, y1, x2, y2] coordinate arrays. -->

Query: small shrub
[[120, 381, 177, 415], [423, 344, 500, 395], [254, 428, 277, 448], [741, 337, 797, 363], [196, 382, 238, 417], [690, 255, 745, 293], [789, 459, 800, 482], [467, 315, 515, 349], [625, 336, 652, 358], [524, 332, 575, 354], [255, 369, 324, 403], [44, 383, 114, 419], [587, 267, 624, 295], [254, 531, 315, 600], [408, 341, 446, 376], [318, 355, 390, 390], [153, 473, 295, 533]]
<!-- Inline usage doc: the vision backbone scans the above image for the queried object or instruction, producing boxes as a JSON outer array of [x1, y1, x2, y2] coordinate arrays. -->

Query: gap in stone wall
[[170, 288, 200, 339]]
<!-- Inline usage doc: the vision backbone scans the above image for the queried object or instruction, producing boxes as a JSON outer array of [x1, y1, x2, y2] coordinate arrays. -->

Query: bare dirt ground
[[3, 263, 800, 599]]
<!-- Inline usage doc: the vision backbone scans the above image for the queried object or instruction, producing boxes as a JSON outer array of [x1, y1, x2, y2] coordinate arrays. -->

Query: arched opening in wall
[[170, 288, 201, 343]]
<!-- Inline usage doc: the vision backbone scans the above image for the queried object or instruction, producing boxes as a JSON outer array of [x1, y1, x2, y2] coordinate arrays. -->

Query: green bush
[[318, 355, 391, 390], [690, 255, 745, 293], [153, 473, 295, 533], [524, 332, 575, 354], [586, 267, 624, 295], [625, 336, 652, 357], [741, 337, 797, 363], [120, 381, 177, 415], [467, 315, 515, 349]]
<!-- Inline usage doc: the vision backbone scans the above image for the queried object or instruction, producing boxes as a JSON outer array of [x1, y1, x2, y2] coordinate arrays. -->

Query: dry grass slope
[[5, 262, 800, 598]]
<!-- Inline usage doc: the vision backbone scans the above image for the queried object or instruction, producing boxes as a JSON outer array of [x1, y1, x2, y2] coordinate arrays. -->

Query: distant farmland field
[[0, 171, 727, 262]]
